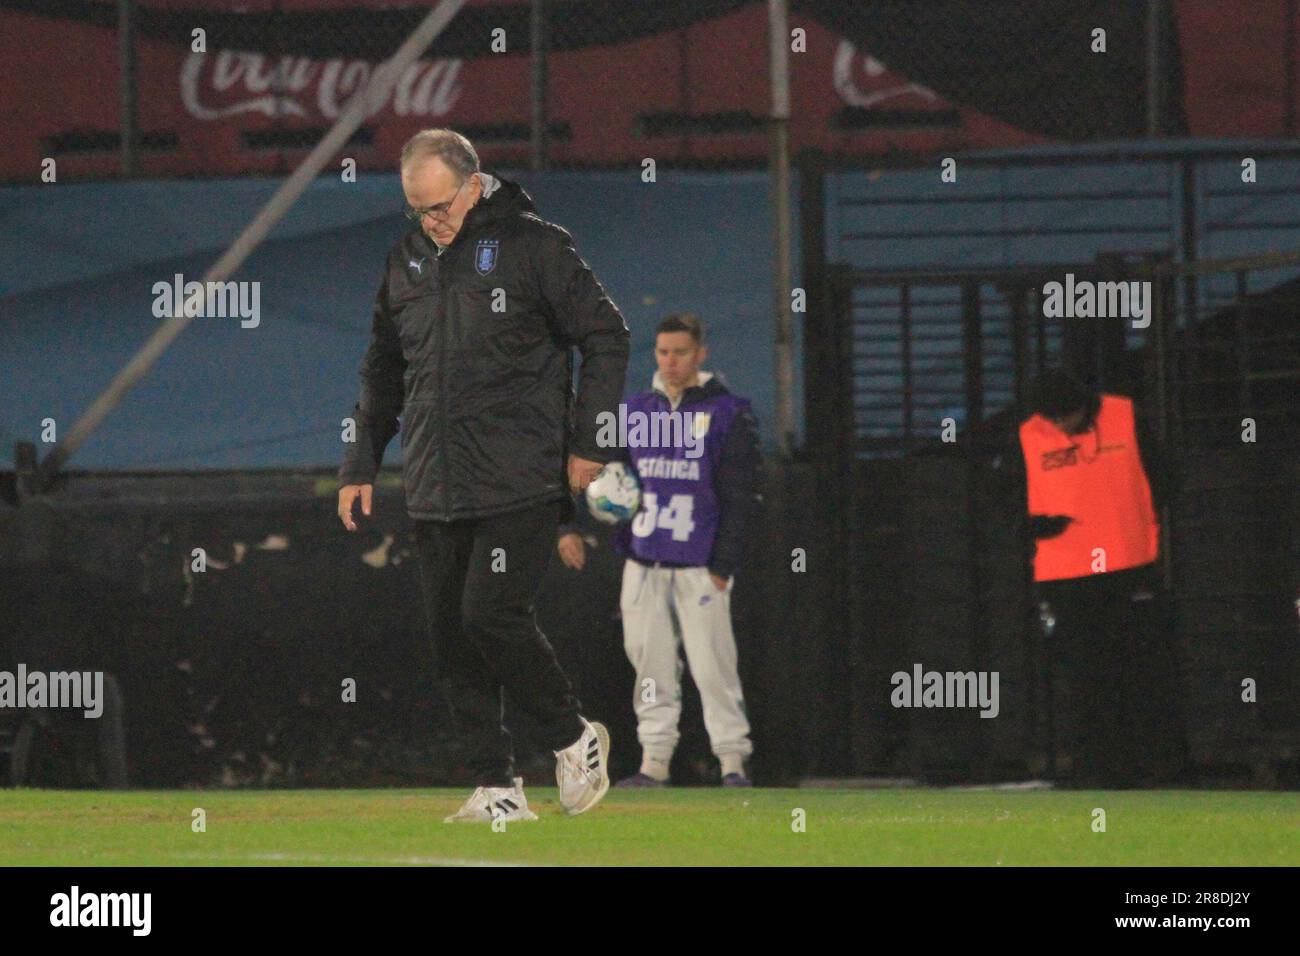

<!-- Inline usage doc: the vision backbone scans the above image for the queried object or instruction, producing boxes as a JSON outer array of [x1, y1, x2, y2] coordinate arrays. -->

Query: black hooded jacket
[[339, 173, 630, 521]]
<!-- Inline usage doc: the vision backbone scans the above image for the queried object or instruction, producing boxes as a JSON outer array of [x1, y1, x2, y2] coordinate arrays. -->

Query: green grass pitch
[[1, 788, 1294, 866]]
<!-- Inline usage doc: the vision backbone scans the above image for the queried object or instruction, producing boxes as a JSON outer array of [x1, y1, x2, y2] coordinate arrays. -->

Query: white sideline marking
[[946, 780, 1056, 792], [167, 851, 531, 867]]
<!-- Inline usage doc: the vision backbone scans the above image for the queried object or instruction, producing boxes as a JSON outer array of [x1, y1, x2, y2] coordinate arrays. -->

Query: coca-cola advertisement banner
[[0, 0, 1293, 182], [178, 48, 463, 124]]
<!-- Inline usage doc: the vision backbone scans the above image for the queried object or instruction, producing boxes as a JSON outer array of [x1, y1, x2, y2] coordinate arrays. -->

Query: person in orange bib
[[1015, 369, 1185, 787]]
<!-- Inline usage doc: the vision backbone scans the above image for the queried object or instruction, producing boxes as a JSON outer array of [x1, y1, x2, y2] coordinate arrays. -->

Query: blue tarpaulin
[[1, 170, 801, 469]]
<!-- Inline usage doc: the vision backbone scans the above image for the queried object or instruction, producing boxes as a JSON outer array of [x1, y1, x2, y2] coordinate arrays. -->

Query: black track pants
[[414, 501, 584, 786]]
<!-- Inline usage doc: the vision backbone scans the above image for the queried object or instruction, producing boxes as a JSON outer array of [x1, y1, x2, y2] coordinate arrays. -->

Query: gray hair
[[400, 128, 479, 182]]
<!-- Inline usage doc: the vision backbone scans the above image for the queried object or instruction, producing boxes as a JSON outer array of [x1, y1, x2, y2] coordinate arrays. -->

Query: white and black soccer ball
[[585, 461, 642, 525]]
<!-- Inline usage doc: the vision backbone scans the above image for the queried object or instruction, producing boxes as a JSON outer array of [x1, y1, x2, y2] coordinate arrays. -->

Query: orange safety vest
[[1019, 394, 1159, 582]]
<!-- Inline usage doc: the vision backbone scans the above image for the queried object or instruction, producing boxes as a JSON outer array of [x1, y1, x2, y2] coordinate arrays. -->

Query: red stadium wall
[[1178, 0, 1300, 137], [1, 0, 1297, 182], [1, 0, 1041, 181]]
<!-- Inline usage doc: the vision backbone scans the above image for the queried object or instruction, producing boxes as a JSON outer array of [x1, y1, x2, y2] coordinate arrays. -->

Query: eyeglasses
[[404, 178, 467, 223]]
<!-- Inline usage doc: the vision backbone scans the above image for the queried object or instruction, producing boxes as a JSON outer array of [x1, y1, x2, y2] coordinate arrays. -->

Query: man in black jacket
[[337, 129, 629, 822]]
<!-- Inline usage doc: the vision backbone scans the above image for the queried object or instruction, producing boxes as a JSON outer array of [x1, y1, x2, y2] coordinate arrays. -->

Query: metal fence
[[801, 145, 1300, 456], [11, 0, 1208, 182], [801, 151, 1300, 776], [28, 0, 772, 180]]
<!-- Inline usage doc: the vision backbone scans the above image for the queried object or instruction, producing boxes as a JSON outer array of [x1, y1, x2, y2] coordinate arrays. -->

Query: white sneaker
[[443, 777, 539, 823], [555, 718, 610, 816]]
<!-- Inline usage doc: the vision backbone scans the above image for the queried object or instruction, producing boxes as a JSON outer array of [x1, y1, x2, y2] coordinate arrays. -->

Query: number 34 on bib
[[631, 492, 697, 542]]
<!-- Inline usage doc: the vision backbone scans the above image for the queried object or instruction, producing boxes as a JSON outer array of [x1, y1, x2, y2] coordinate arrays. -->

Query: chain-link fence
[[13, 0, 1278, 183], [10, 0, 772, 181], [5, 0, 1300, 787]]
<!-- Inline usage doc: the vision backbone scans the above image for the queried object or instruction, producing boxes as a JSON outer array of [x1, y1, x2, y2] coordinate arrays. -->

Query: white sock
[[719, 753, 746, 777], [640, 754, 671, 782]]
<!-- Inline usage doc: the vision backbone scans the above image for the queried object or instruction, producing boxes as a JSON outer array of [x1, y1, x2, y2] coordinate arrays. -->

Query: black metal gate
[[806, 252, 1300, 782]]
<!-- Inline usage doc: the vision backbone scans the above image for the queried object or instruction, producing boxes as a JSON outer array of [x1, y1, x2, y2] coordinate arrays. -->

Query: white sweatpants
[[619, 559, 753, 762]]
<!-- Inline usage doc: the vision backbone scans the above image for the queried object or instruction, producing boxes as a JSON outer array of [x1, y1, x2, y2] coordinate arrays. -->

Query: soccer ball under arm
[[584, 462, 641, 525]]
